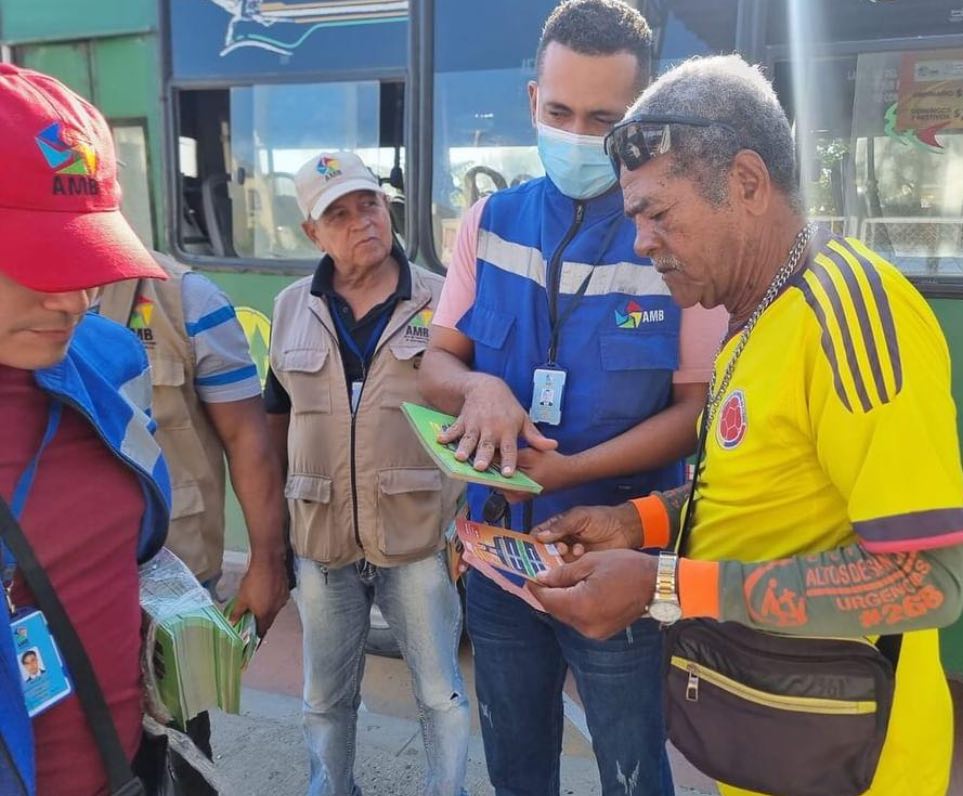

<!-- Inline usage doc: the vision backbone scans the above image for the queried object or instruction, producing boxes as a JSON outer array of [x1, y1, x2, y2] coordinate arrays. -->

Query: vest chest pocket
[[375, 468, 443, 558], [594, 331, 679, 422], [463, 306, 515, 377], [377, 338, 428, 409], [278, 348, 332, 414]]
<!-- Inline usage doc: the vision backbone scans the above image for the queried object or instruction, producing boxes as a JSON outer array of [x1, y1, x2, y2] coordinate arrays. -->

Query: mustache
[[653, 255, 683, 274]]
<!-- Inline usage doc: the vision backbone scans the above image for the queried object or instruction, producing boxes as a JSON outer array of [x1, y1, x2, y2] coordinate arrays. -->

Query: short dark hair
[[21, 651, 37, 664], [536, 0, 652, 86]]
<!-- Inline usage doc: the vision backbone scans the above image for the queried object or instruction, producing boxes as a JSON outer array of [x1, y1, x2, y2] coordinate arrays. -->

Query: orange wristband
[[630, 495, 671, 549], [678, 558, 721, 619]]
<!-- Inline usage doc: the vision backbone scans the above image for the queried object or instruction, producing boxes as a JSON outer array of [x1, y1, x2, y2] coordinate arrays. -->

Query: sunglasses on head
[[603, 114, 738, 178]]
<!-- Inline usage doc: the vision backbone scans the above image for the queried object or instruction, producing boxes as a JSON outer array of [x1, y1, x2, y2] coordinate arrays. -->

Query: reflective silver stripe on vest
[[477, 228, 671, 298], [118, 369, 164, 474]]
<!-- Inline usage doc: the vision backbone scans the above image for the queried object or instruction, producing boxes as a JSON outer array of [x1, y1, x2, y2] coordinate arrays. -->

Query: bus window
[[851, 49, 963, 278], [777, 43, 963, 279], [176, 80, 405, 262], [112, 123, 156, 249], [431, 68, 543, 267], [773, 56, 858, 235]]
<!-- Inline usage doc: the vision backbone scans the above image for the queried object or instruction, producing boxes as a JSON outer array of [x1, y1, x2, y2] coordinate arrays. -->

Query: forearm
[[678, 542, 963, 637], [419, 347, 491, 416], [631, 486, 690, 548], [559, 389, 702, 492], [225, 439, 287, 562]]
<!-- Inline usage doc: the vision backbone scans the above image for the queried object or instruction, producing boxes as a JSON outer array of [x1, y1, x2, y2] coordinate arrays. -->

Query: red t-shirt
[[0, 366, 145, 796]]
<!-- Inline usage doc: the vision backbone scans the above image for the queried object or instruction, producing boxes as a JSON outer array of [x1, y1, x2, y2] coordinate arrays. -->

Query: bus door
[[167, 0, 409, 268]]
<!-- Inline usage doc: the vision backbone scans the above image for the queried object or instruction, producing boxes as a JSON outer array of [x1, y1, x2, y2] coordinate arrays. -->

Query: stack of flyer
[[139, 548, 259, 728]]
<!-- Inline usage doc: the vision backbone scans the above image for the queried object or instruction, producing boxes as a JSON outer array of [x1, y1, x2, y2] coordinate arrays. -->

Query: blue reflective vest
[[457, 177, 685, 529], [0, 314, 170, 796]]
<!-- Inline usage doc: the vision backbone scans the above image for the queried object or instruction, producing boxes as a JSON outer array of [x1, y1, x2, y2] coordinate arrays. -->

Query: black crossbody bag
[[0, 497, 220, 796], [662, 410, 900, 796]]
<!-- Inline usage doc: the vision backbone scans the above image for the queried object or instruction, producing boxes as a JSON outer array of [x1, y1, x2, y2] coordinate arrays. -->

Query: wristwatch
[[647, 551, 682, 625]]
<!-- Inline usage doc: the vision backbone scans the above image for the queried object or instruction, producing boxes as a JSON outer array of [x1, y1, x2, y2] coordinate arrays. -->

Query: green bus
[[3, 0, 963, 670]]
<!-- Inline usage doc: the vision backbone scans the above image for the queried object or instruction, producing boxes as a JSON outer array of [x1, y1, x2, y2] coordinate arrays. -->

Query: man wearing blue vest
[[420, 1, 726, 793], [0, 65, 170, 795]]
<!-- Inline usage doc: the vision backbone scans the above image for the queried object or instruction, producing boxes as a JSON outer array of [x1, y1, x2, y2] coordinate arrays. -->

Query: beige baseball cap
[[294, 150, 386, 221]]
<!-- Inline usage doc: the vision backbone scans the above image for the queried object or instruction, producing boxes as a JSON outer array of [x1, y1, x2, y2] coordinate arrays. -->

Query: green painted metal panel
[[930, 299, 963, 676], [16, 42, 92, 99], [90, 35, 168, 246], [91, 35, 154, 116], [0, 0, 154, 44], [199, 270, 301, 554], [13, 35, 168, 246]]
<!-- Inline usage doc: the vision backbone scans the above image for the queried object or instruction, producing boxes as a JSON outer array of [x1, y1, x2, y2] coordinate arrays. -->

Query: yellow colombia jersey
[[688, 233, 963, 796]]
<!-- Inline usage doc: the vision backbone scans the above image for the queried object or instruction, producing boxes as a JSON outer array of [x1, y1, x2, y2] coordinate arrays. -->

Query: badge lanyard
[[530, 218, 624, 427], [331, 305, 391, 413], [2, 401, 63, 614], [545, 217, 623, 364]]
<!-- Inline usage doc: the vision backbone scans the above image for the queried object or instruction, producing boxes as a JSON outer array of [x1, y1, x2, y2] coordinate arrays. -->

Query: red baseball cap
[[0, 64, 167, 292]]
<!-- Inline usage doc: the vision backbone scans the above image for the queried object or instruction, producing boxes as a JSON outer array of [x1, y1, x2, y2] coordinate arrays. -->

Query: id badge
[[350, 380, 362, 414], [10, 610, 72, 717], [529, 366, 567, 426]]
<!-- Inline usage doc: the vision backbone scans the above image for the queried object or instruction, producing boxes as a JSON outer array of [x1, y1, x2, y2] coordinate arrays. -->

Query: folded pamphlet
[[456, 519, 564, 611]]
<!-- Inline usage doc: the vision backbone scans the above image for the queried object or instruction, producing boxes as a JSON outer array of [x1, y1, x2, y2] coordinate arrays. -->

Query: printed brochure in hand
[[456, 519, 564, 612], [401, 402, 542, 494]]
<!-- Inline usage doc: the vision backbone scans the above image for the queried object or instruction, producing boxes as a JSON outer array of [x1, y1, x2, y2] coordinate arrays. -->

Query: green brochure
[[400, 402, 543, 495]]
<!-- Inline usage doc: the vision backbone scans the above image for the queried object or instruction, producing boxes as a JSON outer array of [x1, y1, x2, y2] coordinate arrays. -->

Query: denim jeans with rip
[[466, 569, 673, 796], [297, 553, 470, 796]]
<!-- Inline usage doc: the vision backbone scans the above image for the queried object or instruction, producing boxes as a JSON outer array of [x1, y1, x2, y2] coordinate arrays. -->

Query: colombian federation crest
[[716, 390, 748, 450]]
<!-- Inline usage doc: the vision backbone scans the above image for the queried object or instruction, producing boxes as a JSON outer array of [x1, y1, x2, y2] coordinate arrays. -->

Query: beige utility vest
[[271, 264, 462, 569], [100, 254, 227, 582]]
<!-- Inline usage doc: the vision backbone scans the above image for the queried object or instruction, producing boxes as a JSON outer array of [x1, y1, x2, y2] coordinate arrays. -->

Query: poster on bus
[[896, 50, 963, 136]]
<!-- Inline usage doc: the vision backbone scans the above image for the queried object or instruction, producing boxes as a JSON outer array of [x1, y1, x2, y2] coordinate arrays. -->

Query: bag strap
[[674, 401, 710, 557], [674, 401, 902, 667], [0, 497, 144, 796]]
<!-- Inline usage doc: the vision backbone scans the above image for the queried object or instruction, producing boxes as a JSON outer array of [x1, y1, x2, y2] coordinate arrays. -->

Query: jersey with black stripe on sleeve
[[685, 229, 963, 796]]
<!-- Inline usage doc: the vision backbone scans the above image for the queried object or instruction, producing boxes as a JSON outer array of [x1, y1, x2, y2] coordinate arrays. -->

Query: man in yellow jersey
[[528, 54, 963, 796]]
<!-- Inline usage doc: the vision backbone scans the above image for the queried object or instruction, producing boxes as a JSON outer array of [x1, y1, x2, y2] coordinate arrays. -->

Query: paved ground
[[209, 562, 963, 796]]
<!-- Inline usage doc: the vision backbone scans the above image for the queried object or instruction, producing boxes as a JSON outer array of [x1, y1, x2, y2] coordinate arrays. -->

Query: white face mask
[[536, 122, 618, 200]]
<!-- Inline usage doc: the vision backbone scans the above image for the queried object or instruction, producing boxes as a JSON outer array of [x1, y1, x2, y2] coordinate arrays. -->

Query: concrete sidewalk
[[210, 687, 716, 796]]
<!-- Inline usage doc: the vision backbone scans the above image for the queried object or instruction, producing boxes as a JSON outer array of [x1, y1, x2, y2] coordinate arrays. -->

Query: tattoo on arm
[[654, 484, 691, 545], [719, 543, 963, 637]]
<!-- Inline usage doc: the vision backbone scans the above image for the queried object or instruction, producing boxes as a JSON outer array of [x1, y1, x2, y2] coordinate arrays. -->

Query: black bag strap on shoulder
[[0, 497, 144, 796]]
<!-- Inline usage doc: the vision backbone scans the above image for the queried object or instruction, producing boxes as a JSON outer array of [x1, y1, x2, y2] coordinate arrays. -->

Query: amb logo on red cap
[[35, 121, 100, 196]]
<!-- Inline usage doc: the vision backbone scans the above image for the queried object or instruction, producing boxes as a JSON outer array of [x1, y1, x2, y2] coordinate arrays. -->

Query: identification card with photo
[[10, 609, 72, 717], [529, 366, 567, 426]]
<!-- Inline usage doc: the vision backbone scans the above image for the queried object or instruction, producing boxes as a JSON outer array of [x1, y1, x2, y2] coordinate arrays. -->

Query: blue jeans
[[466, 570, 673, 796], [296, 553, 471, 796]]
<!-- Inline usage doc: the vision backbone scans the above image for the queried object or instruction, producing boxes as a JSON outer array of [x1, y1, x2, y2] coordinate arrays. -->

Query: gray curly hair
[[627, 54, 801, 209]]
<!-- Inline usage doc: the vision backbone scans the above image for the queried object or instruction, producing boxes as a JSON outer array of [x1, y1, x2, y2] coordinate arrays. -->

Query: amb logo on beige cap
[[295, 150, 386, 221]]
